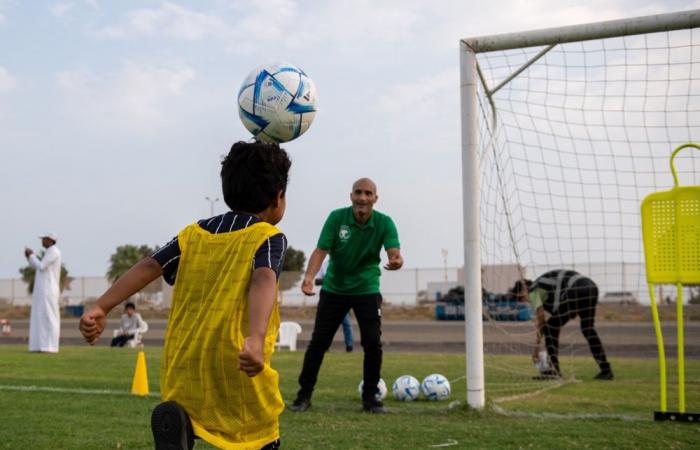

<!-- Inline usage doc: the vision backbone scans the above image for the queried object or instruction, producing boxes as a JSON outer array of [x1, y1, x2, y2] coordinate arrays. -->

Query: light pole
[[441, 248, 449, 291], [205, 196, 219, 216]]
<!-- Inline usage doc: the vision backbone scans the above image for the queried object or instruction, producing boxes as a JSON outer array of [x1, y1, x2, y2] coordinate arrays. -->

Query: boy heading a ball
[[79, 141, 291, 450]]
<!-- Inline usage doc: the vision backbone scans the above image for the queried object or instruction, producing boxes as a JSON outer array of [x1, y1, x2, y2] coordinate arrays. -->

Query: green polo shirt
[[317, 207, 400, 295]]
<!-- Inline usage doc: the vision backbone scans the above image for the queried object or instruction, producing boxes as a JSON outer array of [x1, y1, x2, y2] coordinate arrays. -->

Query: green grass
[[0, 345, 698, 449]]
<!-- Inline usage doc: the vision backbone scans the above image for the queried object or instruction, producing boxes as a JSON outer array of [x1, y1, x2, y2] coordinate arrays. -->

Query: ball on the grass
[[392, 375, 421, 401], [237, 62, 317, 143], [421, 374, 451, 401], [358, 378, 388, 401]]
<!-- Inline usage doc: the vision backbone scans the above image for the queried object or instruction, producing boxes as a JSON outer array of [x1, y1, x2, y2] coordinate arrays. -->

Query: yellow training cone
[[131, 351, 149, 396]]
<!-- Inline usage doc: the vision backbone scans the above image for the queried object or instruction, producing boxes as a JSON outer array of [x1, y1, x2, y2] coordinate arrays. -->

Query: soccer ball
[[392, 375, 421, 401], [237, 62, 317, 143], [421, 374, 451, 401], [358, 378, 388, 401]]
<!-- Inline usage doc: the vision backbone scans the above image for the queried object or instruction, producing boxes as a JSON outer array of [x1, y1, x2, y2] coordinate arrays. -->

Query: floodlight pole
[[459, 40, 485, 409], [205, 196, 219, 216]]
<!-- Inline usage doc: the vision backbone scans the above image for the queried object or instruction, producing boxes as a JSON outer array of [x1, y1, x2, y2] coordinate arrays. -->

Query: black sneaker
[[289, 397, 311, 412], [532, 369, 561, 380], [362, 400, 387, 414], [594, 370, 614, 380], [151, 401, 194, 450], [346, 345, 353, 353]]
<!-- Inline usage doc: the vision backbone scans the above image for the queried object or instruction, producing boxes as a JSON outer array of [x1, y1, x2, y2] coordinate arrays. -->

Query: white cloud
[[97, 2, 228, 40], [56, 62, 196, 129], [0, 67, 17, 93], [378, 70, 457, 114], [119, 62, 196, 120], [50, 1, 75, 18]]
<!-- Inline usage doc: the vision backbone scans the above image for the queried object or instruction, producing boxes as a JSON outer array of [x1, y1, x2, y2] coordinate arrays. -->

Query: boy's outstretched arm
[[79, 257, 162, 345], [239, 267, 277, 377]]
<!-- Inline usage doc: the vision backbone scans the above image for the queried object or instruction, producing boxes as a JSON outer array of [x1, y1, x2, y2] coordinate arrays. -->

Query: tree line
[[19, 244, 306, 294]]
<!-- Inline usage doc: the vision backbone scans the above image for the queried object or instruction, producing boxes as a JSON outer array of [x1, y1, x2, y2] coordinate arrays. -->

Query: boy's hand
[[239, 337, 265, 377], [79, 305, 107, 345]]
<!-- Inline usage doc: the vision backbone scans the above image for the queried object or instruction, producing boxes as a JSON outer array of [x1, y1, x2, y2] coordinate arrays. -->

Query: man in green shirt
[[290, 178, 403, 414]]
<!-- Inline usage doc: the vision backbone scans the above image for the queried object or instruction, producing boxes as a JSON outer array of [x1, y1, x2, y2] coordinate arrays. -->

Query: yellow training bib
[[161, 222, 284, 450]]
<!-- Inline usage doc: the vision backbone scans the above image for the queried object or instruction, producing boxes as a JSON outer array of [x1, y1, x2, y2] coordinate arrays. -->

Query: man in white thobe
[[24, 232, 62, 353]]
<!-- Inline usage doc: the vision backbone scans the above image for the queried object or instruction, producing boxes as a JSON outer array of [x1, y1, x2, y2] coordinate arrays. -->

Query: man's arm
[[79, 257, 162, 345], [239, 267, 277, 377], [27, 247, 59, 271], [384, 247, 403, 270], [301, 248, 328, 295]]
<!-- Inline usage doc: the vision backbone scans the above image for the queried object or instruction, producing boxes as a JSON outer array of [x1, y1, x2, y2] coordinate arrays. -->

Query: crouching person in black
[[512, 270, 613, 380]]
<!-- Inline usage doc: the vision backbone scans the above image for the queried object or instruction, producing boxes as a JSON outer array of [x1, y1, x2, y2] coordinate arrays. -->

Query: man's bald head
[[352, 178, 377, 194], [350, 178, 378, 225]]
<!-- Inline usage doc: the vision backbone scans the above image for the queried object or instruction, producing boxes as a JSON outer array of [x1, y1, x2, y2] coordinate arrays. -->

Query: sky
[[0, 0, 698, 278]]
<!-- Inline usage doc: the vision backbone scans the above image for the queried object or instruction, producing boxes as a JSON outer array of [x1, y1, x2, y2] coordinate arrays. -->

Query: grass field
[[0, 345, 698, 449]]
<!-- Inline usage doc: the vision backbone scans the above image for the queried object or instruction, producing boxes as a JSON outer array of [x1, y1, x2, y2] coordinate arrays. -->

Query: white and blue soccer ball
[[237, 62, 317, 143], [392, 375, 421, 401], [358, 378, 388, 401], [421, 374, 451, 401]]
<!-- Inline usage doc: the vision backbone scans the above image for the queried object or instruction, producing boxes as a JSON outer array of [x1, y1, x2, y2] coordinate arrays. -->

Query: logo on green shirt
[[339, 225, 351, 241]]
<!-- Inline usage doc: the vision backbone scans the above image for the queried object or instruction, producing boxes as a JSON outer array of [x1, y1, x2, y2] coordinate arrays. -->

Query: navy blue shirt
[[151, 211, 287, 285]]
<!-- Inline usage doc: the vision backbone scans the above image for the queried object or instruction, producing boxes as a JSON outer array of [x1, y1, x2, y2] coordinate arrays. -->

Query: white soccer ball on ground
[[237, 62, 317, 143], [421, 374, 451, 401], [392, 375, 421, 401], [358, 378, 388, 401]]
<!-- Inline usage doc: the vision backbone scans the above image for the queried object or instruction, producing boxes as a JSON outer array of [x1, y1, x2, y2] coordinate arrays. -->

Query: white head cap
[[39, 232, 58, 242]]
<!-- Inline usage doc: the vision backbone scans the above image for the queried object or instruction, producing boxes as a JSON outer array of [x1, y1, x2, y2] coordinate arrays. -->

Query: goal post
[[459, 10, 700, 410]]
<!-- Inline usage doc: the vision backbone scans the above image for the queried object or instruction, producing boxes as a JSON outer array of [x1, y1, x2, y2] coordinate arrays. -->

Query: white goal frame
[[459, 9, 700, 409]]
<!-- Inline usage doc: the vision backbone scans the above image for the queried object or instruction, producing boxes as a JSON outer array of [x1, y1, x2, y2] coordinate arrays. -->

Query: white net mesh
[[475, 27, 700, 416]]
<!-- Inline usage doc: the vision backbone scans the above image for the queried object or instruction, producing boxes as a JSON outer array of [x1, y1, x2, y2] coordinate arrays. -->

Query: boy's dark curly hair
[[221, 141, 291, 214]]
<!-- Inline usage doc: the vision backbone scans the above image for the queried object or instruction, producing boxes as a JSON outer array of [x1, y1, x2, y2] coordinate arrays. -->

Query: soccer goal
[[459, 10, 700, 413]]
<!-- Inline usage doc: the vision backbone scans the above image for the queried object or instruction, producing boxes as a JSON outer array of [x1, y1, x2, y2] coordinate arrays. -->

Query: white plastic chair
[[276, 321, 302, 351]]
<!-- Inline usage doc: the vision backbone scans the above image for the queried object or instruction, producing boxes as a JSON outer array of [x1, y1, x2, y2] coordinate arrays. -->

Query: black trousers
[[110, 334, 134, 347], [297, 290, 382, 402], [542, 278, 610, 373]]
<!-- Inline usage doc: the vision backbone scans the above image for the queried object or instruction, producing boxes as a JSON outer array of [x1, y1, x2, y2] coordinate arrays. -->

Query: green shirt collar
[[350, 208, 376, 229]]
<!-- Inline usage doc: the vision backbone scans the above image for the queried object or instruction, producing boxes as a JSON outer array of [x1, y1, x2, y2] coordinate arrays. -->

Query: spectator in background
[[24, 232, 62, 353], [110, 302, 148, 347]]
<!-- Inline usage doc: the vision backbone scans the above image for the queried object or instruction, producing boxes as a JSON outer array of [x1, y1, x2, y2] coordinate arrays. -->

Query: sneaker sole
[[151, 401, 194, 450], [289, 403, 311, 412]]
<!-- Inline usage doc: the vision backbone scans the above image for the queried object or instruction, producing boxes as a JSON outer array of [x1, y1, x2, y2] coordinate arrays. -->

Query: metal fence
[[0, 276, 112, 307], [0, 263, 680, 307]]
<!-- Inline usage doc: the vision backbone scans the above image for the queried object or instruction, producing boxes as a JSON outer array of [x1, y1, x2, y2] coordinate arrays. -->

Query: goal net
[[462, 11, 700, 417]]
